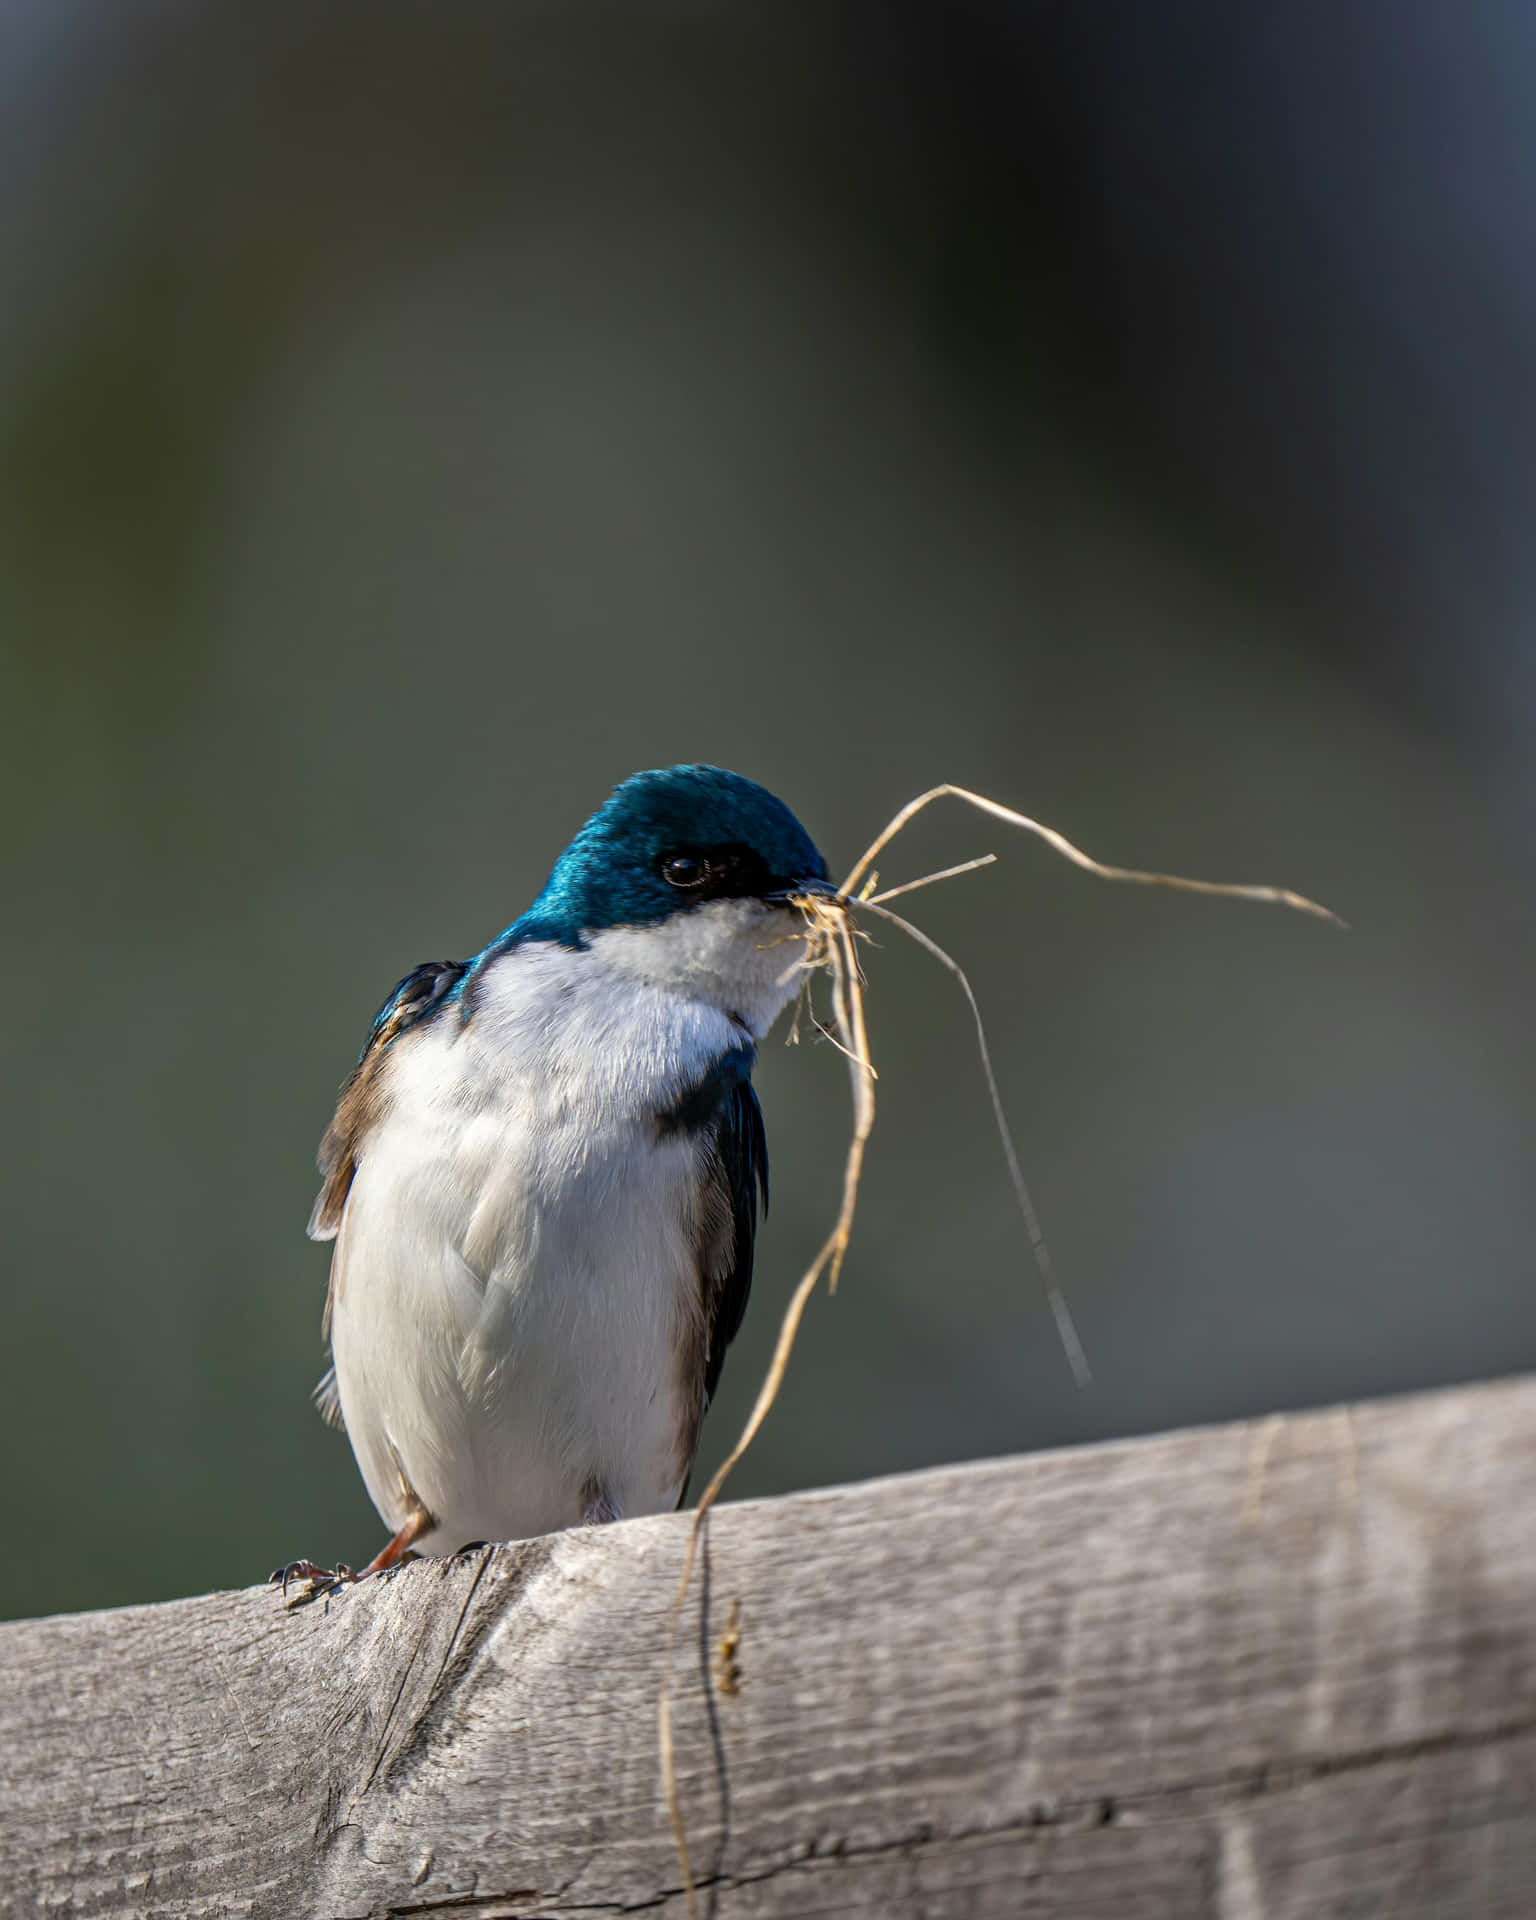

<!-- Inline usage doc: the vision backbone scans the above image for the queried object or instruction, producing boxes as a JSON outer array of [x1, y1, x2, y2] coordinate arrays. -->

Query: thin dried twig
[[854, 893, 1090, 1384], [660, 901, 872, 1910], [844, 784, 1345, 926], [659, 786, 1340, 1915], [867, 853, 997, 904]]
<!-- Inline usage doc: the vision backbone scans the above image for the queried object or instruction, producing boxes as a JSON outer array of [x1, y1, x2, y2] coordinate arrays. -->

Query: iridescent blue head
[[512, 765, 830, 947]]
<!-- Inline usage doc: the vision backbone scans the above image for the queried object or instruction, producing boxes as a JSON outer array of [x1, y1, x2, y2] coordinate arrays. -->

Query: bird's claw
[[269, 1558, 358, 1604]]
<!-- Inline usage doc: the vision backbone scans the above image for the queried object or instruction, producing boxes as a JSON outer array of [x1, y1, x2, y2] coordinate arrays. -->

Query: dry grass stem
[[659, 785, 1340, 1914], [661, 901, 873, 1912], [853, 893, 1091, 1384], [867, 852, 997, 903], [843, 784, 1345, 927]]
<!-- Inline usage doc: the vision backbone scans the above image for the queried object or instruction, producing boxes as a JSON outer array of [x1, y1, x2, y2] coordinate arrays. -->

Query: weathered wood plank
[[4, 1377, 1536, 1918]]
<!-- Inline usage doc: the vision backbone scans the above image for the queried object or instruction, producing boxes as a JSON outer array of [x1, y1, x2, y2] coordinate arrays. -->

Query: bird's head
[[514, 765, 831, 1029]]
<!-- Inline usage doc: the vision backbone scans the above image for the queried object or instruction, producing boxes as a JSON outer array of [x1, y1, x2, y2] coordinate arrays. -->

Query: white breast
[[326, 899, 805, 1552]]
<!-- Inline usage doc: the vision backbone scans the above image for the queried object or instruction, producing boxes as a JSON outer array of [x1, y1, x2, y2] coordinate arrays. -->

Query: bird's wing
[[308, 959, 467, 1243], [698, 1072, 769, 1404], [661, 1045, 769, 1493], [308, 959, 467, 1424]]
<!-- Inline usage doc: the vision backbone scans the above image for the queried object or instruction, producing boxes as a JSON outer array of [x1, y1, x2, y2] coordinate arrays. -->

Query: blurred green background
[[3, 4, 1534, 1622]]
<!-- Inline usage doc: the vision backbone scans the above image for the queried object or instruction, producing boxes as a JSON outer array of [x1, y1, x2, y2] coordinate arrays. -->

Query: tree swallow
[[301, 765, 830, 1579]]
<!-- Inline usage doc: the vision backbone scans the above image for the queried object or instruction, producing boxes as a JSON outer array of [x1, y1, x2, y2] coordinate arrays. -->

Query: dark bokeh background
[[3, 3, 1533, 1622]]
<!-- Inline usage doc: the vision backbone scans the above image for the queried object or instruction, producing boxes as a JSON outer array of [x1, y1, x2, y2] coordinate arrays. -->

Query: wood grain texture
[[4, 1377, 1536, 1919]]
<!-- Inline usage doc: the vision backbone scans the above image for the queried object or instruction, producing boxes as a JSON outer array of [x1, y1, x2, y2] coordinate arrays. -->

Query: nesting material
[[660, 784, 1341, 1913]]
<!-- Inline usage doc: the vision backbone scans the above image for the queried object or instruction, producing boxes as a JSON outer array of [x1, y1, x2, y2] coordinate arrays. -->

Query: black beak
[[765, 875, 841, 904]]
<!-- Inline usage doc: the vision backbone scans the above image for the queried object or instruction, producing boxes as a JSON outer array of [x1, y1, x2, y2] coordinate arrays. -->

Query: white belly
[[326, 926, 782, 1553], [331, 1126, 700, 1550]]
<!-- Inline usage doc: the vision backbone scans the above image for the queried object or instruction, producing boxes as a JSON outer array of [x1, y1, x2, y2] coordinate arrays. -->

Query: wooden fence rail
[[5, 1376, 1536, 1918]]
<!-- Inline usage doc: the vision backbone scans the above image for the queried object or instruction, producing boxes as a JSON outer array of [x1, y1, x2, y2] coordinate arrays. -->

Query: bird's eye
[[662, 853, 709, 889]]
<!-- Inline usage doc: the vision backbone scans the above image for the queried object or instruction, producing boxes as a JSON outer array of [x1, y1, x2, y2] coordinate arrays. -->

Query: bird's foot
[[270, 1508, 437, 1607], [269, 1559, 358, 1605]]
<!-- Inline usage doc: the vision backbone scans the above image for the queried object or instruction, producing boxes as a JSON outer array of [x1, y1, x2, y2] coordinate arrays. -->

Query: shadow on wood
[[4, 1378, 1536, 1917]]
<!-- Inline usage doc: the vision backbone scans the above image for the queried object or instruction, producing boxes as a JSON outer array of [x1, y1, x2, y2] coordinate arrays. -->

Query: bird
[[280, 765, 831, 1590]]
